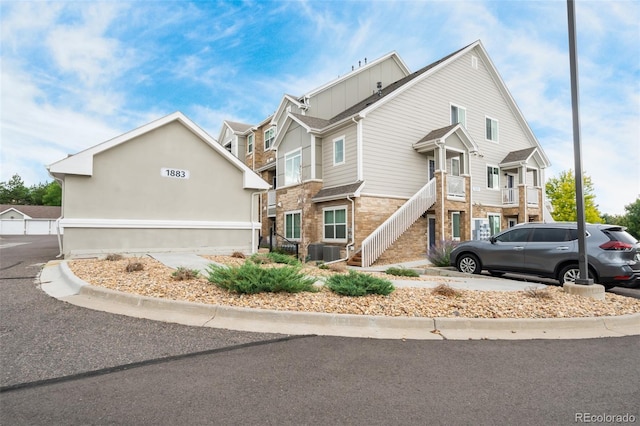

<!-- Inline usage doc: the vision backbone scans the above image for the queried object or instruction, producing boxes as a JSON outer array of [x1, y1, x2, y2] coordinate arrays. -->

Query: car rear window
[[602, 228, 638, 244]]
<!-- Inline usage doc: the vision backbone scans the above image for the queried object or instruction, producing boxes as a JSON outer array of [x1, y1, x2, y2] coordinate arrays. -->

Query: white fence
[[0, 219, 61, 235]]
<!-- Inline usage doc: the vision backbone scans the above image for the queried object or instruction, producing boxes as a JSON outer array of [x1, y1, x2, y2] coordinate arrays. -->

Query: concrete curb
[[39, 260, 640, 341]]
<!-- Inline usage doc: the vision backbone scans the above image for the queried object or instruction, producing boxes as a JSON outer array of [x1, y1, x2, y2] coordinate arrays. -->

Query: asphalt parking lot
[[1, 235, 638, 425]]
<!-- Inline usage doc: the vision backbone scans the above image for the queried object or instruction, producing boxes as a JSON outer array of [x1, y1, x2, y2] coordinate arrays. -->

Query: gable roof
[[500, 147, 546, 169], [47, 112, 269, 190], [0, 205, 61, 219], [225, 120, 253, 133], [413, 123, 479, 153], [273, 41, 551, 168]]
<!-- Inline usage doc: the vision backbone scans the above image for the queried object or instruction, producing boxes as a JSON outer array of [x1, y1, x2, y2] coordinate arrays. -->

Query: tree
[[42, 181, 62, 206], [622, 198, 640, 239], [0, 174, 30, 204], [545, 169, 602, 223]]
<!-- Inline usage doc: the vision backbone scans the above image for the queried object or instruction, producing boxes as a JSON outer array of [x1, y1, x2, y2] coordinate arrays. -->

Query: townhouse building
[[219, 40, 551, 266]]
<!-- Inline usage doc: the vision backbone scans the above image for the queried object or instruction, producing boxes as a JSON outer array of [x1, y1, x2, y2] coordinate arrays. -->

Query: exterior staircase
[[350, 179, 437, 267]]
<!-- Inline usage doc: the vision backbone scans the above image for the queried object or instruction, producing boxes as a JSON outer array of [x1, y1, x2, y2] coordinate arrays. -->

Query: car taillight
[[599, 241, 633, 250]]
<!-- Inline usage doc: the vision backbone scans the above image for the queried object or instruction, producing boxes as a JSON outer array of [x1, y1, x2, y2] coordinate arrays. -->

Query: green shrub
[[385, 267, 420, 277], [206, 262, 316, 294], [427, 240, 458, 267], [171, 267, 200, 281], [249, 251, 300, 266], [325, 270, 395, 296]]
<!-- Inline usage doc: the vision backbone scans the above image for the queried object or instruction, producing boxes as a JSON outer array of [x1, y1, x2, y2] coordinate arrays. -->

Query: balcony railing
[[447, 175, 465, 198], [527, 187, 539, 206], [502, 188, 518, 205]]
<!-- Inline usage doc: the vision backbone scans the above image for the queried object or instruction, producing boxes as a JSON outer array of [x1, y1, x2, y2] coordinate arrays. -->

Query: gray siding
[[322, 124, 358, 187], [362, 47, 539, 201], [64, 121, 252, 221], [309, 58, 408, 119], [277, 123, 312, 186]]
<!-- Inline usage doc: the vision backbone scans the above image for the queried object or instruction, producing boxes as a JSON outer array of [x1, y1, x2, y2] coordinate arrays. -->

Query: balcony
[[447, 175, 465, 199], [501, 186, 540, 206]]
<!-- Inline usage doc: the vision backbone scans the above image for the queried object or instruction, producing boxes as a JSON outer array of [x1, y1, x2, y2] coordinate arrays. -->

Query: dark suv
[[449, 222, 640, 288]]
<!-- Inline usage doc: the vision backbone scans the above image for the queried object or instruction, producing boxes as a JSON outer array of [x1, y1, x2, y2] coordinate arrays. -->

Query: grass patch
[[125, 261, 144, 273], [171, 266, 200, 281], [250, 252, 300, 266], [325, 270, 395, 296], [524, 286, 553, 300], [431, 284, 461, 298], [207, 262, 316, 294], [385, 267, 420, 277]]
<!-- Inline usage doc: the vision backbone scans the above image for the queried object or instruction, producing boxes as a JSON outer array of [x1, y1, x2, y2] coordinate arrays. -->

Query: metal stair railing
[[360, 179, 437, 267]]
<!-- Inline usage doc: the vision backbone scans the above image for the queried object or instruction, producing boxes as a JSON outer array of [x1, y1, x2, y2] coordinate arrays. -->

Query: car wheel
[[457, 253, 481, 274], [558, 264, 594, 285], [488, 270, 505, 277]]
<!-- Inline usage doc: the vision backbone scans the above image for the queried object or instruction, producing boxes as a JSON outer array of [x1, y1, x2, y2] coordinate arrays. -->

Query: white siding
[[277, 123, 312, 185]]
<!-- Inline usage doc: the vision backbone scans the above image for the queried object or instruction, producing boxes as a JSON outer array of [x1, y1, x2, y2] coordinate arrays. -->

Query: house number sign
[[161, 168, 190, 179]]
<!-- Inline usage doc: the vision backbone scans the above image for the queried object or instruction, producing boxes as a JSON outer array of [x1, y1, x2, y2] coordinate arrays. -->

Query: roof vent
[[376, 81, 383, 96]]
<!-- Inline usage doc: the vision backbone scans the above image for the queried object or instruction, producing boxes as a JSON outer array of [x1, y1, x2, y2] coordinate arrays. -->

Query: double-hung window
[[284, 149, 301, 186], [285, 211, 301, 240], [264, 127, 276, 150], [486, 117, 498, 142], [247, 133, 254, 154], [324, 207, 347, 241], [487, 165, 500, 190], [333, 136, 345, 166], [451, 104, 466, 127]]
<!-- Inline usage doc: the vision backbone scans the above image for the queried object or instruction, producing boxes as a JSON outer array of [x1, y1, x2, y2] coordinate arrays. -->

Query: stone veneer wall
[[275, 181, 323, 259]]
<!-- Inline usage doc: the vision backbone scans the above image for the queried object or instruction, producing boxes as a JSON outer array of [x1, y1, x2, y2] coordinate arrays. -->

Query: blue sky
[[1, 0, 638, 215]]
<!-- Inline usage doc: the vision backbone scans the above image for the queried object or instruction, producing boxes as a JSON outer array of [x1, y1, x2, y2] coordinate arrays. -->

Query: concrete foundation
[[563, 282, 606, 301]]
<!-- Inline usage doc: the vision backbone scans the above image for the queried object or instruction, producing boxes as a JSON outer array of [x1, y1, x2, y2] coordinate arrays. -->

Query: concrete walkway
[[38, 254, 640, 341]]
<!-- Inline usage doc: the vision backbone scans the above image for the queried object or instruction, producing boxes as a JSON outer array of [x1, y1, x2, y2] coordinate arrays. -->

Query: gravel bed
[[67, 256, 640, 319]]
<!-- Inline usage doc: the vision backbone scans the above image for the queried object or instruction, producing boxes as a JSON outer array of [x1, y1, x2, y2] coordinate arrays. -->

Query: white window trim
[[451, 211, 461, 241], [284, 148, 302, 186], [450, 103, 467, 127], [485, 116, 499, 143], [284, 210, 302, 241], [264, 127, 276, 150], [333, 135, 345, 166], [450, 157, 460, 176], [247, 133, 254, 154], [323, 205, 348, 242], [487, 164, 500, 190]]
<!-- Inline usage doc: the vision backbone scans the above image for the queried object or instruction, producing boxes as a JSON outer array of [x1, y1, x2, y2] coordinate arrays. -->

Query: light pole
[[567, 0, 593, 285]]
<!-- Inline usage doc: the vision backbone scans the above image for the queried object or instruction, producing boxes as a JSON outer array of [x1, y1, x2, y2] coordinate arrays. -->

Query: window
[[285, 211, 301, 240], [486, 117, 498, 142], [264, 127, 276, 149], [247, 133, 254, 154], [451, 105, 466, 127], [530, 228, 578, 242], [488, 214, 501, 236], [284, 149, 301, 185], [333, 136, 345, 165], [496, 227, 530, 243], [450, 157, 460, 176], [487, 166, 500, 189], [324, 207, 347, 241], [452, 212, 461, 241]]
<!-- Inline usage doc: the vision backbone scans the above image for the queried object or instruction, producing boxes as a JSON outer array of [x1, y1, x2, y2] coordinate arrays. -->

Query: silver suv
[[449, 222, 640, 288]]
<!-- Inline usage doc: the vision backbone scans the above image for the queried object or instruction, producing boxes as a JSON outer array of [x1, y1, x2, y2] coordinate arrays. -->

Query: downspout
[[325, 195, 356, 265], [352, 117, 363, 181], [251, 189, 269, 254], [52, 176, 64, 258]]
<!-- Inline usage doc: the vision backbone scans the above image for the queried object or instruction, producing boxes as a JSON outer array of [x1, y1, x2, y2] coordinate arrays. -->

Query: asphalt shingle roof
[[500, 147, 537, 164], [312, 181, 364, 202], [0, 205, 61, 219]]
